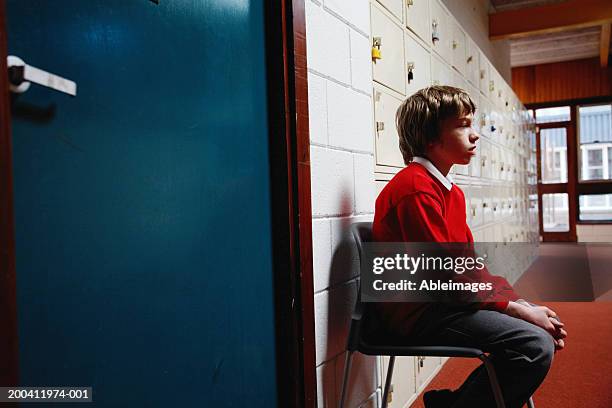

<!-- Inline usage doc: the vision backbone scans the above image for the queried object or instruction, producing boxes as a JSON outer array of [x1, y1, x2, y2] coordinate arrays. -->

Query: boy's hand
[[505, 302, 567, 343]]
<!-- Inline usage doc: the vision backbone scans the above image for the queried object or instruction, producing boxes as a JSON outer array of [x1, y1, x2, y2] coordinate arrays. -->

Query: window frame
[[528, 96, 612, 226]]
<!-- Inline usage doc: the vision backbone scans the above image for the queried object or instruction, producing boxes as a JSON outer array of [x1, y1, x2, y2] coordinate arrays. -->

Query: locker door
[[429, 0, 451, 63], [405, 31, 431, 96], [466, 37, 480, 86], [450, 22, 467, 75], [405, 0, 430, 43], [374, 89, 405, 168], [478, 51, 490, 95], [431, 54, 451, 86], [377, 0, 404, 22], [415, 357, 441, 391], [372, 3, 407, 95], [381, 356, 417, 408]]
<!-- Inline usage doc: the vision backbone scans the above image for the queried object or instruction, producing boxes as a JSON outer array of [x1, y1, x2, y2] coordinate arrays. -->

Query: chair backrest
[[346, 222, 373, 351]]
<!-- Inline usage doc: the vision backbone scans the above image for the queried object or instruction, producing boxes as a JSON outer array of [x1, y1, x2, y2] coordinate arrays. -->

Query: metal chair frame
[[338, 222, 535, 408]]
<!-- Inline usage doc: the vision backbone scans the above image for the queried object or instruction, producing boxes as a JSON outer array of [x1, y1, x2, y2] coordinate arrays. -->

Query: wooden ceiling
[[489, 0, 612, 67]]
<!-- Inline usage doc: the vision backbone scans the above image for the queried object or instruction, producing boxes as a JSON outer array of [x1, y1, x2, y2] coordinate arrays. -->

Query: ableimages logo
[[372, 253, 486, 275]]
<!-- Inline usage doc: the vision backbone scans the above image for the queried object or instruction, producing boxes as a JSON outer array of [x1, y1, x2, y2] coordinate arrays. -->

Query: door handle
[[7, 55, 77, 96]]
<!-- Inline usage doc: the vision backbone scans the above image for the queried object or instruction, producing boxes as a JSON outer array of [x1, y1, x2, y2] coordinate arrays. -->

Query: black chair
[[338, 222, 535, 408]]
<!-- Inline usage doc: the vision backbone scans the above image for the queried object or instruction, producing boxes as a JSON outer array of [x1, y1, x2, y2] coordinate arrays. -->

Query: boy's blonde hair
[[395, 85, 476, 164]]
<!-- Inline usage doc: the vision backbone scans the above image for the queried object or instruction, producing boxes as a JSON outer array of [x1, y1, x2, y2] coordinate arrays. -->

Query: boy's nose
[[470, 132, 480, 143]]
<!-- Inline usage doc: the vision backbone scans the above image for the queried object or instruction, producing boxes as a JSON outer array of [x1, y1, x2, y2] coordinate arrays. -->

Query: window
[[578, 104, 612, 181], [579, 194, 612, 221], [542, 193, 569, 232], [535, 106, 570, 124], [540, 128, 567, 183]]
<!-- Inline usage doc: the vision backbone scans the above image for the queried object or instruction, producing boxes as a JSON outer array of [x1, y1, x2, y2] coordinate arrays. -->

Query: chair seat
[[358, 341, 485, 358]]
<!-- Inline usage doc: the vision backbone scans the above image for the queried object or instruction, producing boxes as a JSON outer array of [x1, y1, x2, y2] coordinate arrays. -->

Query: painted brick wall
[[305, 0, 380, 406]]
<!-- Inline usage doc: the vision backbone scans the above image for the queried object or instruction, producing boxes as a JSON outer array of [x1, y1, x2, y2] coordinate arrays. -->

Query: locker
[[478, 51, 490, 96], [487, 64, 497, 104], [491, 188, 500, 222], [472, 229, 483, 242], [489, 108, 499, 143], [470, 185, 483, 228], [405, 0, 430, 43], [465, 37, 480, 86], [494, 224, 503, 243], [450, 21, 467, 75], [490, 145, 499, 180], [483, 225, 494, 242], [374, 88, 406, 168], [469, 143, 481, 178], [482, 186, 493, 224], [452, 69, 468, 91], [463, 185, 472, 226], [381, 356, 417, 408], [480, 138, 491, 179], [377, 0, 404, 22], [429, 0, 451, 63], [430, 54, 451, 86], [405, 30, 431, 96], [372, 4, 406, 95], [415, 356, 441, 391]]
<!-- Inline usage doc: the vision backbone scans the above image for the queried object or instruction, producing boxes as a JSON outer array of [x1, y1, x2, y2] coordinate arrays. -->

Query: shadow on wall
[[319, 194, 378, 407]]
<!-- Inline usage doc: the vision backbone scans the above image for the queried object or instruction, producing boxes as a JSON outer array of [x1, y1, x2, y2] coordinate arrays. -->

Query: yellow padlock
[[371, 47, 382, 61]]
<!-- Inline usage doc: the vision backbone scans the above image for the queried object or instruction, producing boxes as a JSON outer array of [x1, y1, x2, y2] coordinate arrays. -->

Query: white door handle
[[7, 55, 77, 96]]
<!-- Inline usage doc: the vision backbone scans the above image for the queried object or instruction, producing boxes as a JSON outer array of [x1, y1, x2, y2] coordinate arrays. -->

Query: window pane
[[579, 194, 612, 221], [540, 128, 567, 183], [588, 168, 603, 179], [535, 106, 570, 123], [588, 149, 603, 165], [543, 193, 569, 232], [579, 104, 612, 181]]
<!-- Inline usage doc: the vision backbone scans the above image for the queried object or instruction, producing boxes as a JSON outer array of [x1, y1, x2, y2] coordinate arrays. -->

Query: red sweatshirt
[[370, 157, 520, 337]]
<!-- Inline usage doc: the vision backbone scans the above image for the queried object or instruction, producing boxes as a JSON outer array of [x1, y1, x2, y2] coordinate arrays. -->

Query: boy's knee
[[523, 326, 555, 369]]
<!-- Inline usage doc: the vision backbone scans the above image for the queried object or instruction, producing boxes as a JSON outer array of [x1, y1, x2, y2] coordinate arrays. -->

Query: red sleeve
[[395, 193, 516, 312]]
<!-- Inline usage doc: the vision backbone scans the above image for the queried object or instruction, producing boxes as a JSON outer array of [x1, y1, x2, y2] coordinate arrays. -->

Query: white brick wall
[[306, 0, 378, 406]]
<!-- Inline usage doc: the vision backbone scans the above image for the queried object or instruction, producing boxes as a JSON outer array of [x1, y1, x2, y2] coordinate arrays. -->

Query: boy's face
[[430, 112, 479, 166]]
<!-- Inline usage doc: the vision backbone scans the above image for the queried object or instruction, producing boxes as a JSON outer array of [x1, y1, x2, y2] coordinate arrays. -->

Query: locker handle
[[372, 37, 382, 62], [432, 20, 439, 43], [406, 0, 414, 6], [467, 55, 473, 63], [7, 55, 76, 96]]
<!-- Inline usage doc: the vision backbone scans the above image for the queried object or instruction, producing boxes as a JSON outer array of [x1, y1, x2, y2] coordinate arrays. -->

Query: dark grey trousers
[[409, 304, 555, 408]]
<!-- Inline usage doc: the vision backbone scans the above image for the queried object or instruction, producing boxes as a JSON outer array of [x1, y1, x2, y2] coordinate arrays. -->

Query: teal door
[[7, 1, 277, 406]]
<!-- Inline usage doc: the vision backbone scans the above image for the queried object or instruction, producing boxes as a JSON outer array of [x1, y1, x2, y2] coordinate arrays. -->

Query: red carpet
[[410, 302, 612, 408]]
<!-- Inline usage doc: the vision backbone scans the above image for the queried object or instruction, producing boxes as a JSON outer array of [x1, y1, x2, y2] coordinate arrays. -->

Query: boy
[[370, 86, 567, 407]]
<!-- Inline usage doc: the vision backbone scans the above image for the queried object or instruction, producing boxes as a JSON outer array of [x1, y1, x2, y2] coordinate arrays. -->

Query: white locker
[[452, 69, 468, 91], [377, 0, 404, 22], [405, 30, 431, 96], [371, 4, 406, 95], [405, 0, 430, 43], [478, 50, 490, 96], [381, 356, 417, 408], [374, 88, 406, 168], [465, 37, 480, 86], [450, 21, 467, 75], [479, 138, 489, 179], [415, 356, 441, 391], [430, 54, 451, 86], [429, 0, 451, 63], [470, 185, 483, 227]]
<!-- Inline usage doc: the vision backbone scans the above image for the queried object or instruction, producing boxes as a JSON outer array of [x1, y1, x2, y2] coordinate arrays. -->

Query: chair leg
[[339, 351, 354, 408], [527, 396, 535, 408], [479, 354, 506, 408], [381, 356, 395, 408]]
